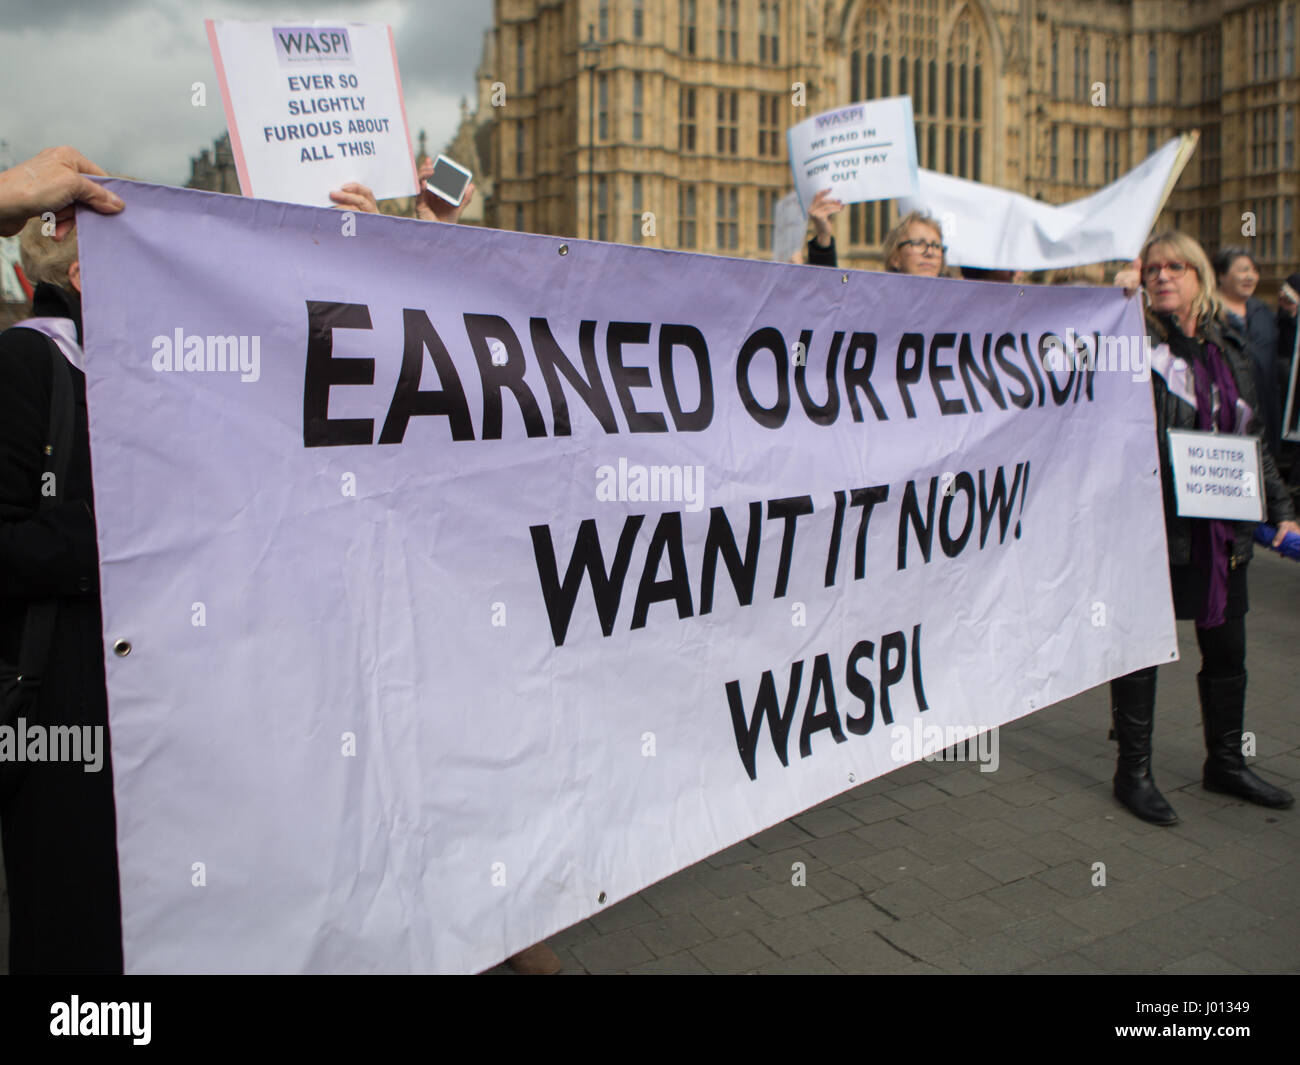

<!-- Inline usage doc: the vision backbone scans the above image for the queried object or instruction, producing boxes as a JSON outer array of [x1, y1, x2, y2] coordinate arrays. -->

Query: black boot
[[1111, 668, 1178, 825], [1199, 672, 1295, 808]]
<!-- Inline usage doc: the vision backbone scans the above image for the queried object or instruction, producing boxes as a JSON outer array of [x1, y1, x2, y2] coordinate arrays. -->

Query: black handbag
[[0, 339, 76, 797]]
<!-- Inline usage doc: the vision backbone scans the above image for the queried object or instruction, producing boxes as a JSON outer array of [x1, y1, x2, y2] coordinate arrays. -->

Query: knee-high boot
[[1111, 668, 1178, 825], [1199, 672, 1295, 808]]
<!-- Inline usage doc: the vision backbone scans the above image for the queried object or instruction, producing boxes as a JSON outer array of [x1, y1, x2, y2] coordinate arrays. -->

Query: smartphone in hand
[[425, 154, 472, 206]]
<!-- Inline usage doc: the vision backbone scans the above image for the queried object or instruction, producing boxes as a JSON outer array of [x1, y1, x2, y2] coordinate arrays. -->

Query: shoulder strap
[[16, 340, 76, 686]]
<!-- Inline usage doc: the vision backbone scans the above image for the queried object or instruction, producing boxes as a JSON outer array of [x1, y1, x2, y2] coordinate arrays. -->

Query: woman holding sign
[[1110, 231, 1299, 825]]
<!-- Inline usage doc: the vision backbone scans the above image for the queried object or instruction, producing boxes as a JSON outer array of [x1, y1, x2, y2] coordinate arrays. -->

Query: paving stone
[[1159, 950, 1249, 974], [1018, 829, 1093, 865], [639, 872, 720, 917], [689, 930, 778, 974], [1174, 893, 1271, 937], [1234, 827, 1300, 862], [625, 951, 713, 975], [754, 950, 844, 975], [997, 803, 1074, 835], [1006, 912, 1096, 957], [873, 915, 968, 959], [905, 829, 989, 863], [893, 802, 975, 834], [950, 932, 1042, 973], [748, 821, 816, 853], [850, 817, 922, 850], [820, 931, 920, 973], [990, 779, 1059, 808], [807, 870, 866, 903], [692, 895, 771, 937], [959, 818, 1030, 848], [838, 793, 911, 825], [1033, 859, 1099, 899], [804, 830, 879, 866], [704, 839, 760, 867], [931, 894, 1019, 939], [1061, 814, 1143, 848], [888, 780, 952, 811], [748, 882, 829, 919], [700, 862, 774, 897], [569, 929, 654, 973], [1195, 841, 1283, 879], [833, 858, 889, 893], [588, 893, 659, 934], [1210, 921, 1300, 974], [857, 846, 934, 884], [918, 859, 1003, 901], [967, 845, 1048, 884], [866, 878, 947, 918], [1056, 879, 1191, 938], [944, 791, 1018, 821], [808, 896, 894, 938], [750, 912, 845, 959], [791, 806, 868, 838], [1153, 860, 1239, 899], [631, 914, 716, 957], [985, 876, 1071, 919], [750, 847, 825, 882], [1221, 863, 1300, 918], [1018, 952, 1109, 974]]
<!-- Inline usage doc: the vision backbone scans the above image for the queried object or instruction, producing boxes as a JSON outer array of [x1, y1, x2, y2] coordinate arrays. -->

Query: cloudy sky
[[0, 0, 494, 184]]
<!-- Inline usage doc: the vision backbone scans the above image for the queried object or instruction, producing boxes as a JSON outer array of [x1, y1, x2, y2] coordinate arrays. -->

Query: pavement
[[3, 553, 1297, 976]]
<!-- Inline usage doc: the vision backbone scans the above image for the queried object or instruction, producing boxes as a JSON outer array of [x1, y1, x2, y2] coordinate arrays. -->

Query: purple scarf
[[1189, 341, 1240, 629]]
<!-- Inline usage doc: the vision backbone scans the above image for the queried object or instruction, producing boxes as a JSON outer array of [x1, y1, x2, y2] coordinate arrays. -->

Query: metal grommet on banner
[[848, 772, 856, 784], [597, 892, 607, 904], [841, 274, 849, 284], [1018, 289, 1025, 297], [113, 639, 132, 657], [558, 244, 569, 256]]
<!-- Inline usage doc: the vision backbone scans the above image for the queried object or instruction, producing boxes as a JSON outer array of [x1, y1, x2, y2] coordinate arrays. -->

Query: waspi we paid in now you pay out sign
[[206, 19, 418, 207], [786, 96, 920, 213]]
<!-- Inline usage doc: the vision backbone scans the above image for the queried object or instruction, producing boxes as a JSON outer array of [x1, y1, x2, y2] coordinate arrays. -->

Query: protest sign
[[899, 135, 1198, 270], [1167, 430, 1265, 521], [78, 180, 1176, 974], [206, 19, 418, 206], [786, 97, 919, 213]]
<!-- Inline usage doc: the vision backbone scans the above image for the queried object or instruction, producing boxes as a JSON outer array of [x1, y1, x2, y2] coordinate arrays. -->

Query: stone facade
[[480, 0, 1299, 284]]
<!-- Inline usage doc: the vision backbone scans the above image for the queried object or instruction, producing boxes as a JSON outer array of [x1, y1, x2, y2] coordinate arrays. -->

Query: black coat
[[1222, 297, 1283, 458], [0, 281, 122, 974], [1147, 311, 1295, 569]]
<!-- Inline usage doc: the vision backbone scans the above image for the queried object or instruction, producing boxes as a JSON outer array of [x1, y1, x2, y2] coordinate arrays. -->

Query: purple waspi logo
[[273, 26, 352, 64]]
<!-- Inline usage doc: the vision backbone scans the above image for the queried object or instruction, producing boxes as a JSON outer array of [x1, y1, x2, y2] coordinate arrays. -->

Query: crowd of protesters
[[0, 146, 1297, 976]]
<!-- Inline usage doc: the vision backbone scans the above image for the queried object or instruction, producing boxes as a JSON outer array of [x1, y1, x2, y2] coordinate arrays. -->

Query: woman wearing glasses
[[882, 212, 946, 276], [1110, 231, 1298, 825]]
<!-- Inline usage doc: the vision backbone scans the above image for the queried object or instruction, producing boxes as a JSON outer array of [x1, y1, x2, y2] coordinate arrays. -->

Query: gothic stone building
[[482, 0, 1298, 283]]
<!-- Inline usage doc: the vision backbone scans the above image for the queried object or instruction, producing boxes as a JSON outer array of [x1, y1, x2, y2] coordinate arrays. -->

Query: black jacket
[[807, 235, 837, 267], [1147, 311, 1295, 569], [0, 281, 123, 974]]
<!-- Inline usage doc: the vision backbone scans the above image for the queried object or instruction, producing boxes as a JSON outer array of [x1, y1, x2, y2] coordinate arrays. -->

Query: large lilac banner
[[77, 180, 1175, 973]]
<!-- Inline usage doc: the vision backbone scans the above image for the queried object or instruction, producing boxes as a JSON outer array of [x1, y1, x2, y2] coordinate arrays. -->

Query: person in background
[[882, 211, 946, 277], [959, 266, 1021, 283], [0, 218, 123, 973], [1213, 248, 1283, 460], [1108, 231, 1298, 826], [0, 146, 123, 241], [1277, 273, 1300, 487]]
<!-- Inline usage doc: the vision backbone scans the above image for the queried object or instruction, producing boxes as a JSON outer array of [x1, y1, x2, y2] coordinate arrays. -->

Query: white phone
[[425, 154, 472, 206]]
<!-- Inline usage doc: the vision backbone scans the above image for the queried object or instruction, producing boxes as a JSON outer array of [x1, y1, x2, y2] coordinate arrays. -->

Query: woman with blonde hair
[[882, 210, 946, 276], [1109, 230, 1298, 825]]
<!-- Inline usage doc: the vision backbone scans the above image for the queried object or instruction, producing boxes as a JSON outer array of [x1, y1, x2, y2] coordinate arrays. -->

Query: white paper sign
[[786, 97, 919, 214], [206, 19, 418, 206], [1167, 429, 1265, 521], [772, 191, 806, 262]]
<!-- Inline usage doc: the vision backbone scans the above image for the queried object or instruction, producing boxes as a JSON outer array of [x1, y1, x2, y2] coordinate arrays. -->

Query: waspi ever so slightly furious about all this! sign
[[205, 19, 418, 206]]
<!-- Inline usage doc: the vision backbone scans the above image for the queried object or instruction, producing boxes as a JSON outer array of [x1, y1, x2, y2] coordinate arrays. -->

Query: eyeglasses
[[1142, 261, 1190, 281], [898, 239, 946, 255]]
